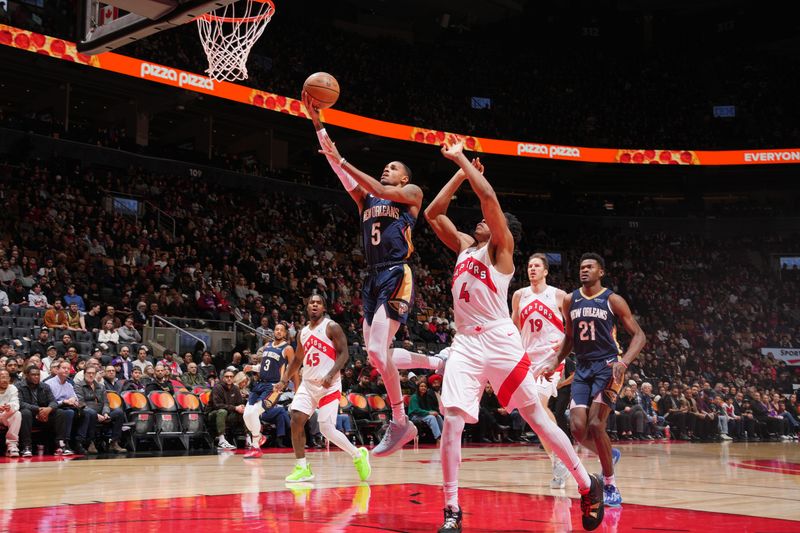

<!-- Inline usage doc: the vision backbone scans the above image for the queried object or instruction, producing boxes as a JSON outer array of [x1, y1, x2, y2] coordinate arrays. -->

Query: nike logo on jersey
[[389, 266, 398, 271], [506, 332, 514, 336], [575, 298, 583, 302], [606, 358, 616, 365]]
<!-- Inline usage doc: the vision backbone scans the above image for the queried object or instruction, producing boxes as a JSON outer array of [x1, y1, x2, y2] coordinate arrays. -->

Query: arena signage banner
[[2, 24, 799, 166], [761, 347, 800, 366]]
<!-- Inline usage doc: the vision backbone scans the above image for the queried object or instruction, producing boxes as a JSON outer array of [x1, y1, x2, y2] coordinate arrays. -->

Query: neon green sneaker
[[285, 463, 314, 482], [353, 447, 371, 481]]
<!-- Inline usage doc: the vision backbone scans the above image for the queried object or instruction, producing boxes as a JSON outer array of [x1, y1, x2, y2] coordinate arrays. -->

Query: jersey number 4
[[458, 282, 470, 303], [578, 320, 597, 341], [304, 352, 320, 367]]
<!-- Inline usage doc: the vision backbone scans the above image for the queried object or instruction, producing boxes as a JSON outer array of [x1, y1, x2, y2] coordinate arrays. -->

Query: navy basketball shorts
[[570, 355, 623, 410], [362, 264, 414, 325], [248, 382, 273, 406]]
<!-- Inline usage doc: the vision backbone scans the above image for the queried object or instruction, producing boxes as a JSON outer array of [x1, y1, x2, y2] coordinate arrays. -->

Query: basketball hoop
[[196, 0, 275, 82]]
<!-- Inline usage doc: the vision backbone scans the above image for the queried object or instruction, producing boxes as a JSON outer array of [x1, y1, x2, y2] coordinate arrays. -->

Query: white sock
[[297, 457, 307, 468], [604, 474, 616, 486], [442, 414, 465, 512], [391, 402, 407, 424]]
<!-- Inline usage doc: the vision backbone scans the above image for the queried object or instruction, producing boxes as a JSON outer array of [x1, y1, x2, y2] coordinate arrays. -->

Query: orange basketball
[[303, 72, 340, 109]]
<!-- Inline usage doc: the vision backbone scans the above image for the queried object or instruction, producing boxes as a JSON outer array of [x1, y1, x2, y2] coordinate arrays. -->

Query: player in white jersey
[[425, 141, 604, 532], [511, 253, 571, 489], [273, 294, 371, 483]]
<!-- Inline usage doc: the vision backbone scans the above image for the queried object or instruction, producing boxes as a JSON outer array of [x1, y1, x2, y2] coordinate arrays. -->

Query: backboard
[[77, 0, 238, 54]]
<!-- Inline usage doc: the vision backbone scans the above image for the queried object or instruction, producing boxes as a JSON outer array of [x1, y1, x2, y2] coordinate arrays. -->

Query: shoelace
[[442, 516, 459, 529], [580, 492, 593, 516]]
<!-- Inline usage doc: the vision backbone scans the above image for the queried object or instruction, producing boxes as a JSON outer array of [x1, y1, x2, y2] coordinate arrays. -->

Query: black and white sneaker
[[580, 474, 605, 530], [21, 446, 33, 458], [438, 507, 462, 533]]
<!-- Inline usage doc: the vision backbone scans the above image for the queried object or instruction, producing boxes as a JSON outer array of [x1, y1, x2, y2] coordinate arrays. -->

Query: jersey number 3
[[305, 352, 320, 367], [578, 320, 596, 341]]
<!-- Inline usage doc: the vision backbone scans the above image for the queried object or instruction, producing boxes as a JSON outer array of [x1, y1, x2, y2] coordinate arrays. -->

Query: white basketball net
[[196, 0, 275, 82]]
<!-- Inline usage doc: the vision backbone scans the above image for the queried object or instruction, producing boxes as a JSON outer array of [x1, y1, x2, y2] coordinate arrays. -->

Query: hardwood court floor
[[1, 441, 799, 532]]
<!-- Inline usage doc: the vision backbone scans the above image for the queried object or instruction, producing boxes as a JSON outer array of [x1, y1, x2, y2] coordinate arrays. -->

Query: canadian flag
[[99, 5, 119, 25]]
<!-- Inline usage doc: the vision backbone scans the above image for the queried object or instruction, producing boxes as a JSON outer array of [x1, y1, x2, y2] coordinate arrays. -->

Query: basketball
[[303, 72, 340, 109]]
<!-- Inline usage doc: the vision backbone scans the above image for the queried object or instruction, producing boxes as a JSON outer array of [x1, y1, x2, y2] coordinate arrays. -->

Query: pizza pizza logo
[[616, 149, 699, 165]]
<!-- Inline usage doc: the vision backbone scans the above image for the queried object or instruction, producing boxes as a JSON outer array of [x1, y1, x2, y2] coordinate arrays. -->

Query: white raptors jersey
[[299, 317, 339, 382], [452, 244, 513, 331], [518, 285, 565, 365]]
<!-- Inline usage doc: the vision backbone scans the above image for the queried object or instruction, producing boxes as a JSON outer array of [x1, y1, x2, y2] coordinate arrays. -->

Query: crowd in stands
[[0, 149, 798, 456]]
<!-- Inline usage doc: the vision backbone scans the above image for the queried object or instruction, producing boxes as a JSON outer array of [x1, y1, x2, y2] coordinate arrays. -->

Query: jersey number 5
[[371, 222, 381, 245], [578, 320, 596, 341], [305, 352, 320, 367]]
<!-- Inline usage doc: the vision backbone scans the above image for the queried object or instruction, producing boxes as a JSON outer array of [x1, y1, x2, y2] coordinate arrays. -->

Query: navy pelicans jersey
[[568, 288, 623, 362], [361, 194, 415, 266], [258, 342, 288, 384]]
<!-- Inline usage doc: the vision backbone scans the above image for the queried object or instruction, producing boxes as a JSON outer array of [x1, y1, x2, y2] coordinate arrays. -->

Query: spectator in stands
[[28, 284, 48, 308], [350, 373, 375, 395], [255, 316, 273, 344], [199, 352, 216, 379], [55, 333, 76, 357], [122, 367, 147, 392], [180, 362, 206, 388], [101, 306, 122, 329], [639, 382, 661, 439], [84, 304, 103, 334], [408, 380, 442, 443], [132, 347, 152, 374], [0, 286, 8, 309], [132, 301, 148, 328], [75, 366, 126, 454], [73, 358, 101, 387], [17, 365, 71, 456], [40, 346, 58, 375], [65, 302, 86, 332], [45, 360, 82, 452], [5, 358, 21, 384], [97, 319, 119, 351], [207, 369, 245, 449], [103, 365, 124, 393], [145, 363, 174, 394], [480, 383, 524, 442], [161, 350, 183, 377], [0, 260, 15, 286], [117, 317, 141, 345], [114, 347, 133, 380], [0, 369, 22, 457], [63, 285, 86, 312], [43, 300, 68, 330]]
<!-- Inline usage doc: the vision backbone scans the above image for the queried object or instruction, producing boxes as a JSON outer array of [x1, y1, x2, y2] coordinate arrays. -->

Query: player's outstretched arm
[[323, 321, 350, 388], [303, 91, 367, 209], [317, 134, 422, 209], [423, 164, 479, 254], [441, 141, 514, 269], [609, 293, 646, 381]]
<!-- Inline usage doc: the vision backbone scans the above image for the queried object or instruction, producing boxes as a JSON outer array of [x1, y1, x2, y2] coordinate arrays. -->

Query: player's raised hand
[[318, 134, 343, 162], [302, 90, 321, 122], [440, 140, 465, 161], [471, 157, 484, 174]]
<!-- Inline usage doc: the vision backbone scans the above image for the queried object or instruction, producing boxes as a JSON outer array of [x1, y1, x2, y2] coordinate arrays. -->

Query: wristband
[[339, 157, 347, 167], [618, 361, 628, 368]]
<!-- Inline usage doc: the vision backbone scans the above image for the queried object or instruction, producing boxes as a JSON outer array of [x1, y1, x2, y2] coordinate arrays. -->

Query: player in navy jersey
[[540, 253, 645, 508], [242, 322, 295, 458], [305, 92, 423, 456]]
